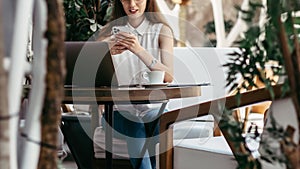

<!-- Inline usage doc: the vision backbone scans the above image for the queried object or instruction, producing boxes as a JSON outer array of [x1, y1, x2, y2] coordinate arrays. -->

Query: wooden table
[[62, 85, 201, 169]]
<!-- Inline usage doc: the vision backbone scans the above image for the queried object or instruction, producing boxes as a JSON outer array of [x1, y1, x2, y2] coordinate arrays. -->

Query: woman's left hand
[[115, 32, 144, 54]]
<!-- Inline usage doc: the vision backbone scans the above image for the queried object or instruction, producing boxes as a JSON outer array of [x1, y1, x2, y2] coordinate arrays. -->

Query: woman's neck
[[128, 15, 145, 28]]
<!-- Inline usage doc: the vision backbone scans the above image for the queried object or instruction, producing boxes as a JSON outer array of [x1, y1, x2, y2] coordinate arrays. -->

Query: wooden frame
[[159, 84, 286, 169]]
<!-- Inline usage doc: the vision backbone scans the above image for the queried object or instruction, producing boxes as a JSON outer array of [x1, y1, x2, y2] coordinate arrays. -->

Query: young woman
[[97, 0, 174, 168]]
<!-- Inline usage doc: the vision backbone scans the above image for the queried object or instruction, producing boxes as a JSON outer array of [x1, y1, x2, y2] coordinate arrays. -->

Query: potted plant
[[219, 0, 300, 168]]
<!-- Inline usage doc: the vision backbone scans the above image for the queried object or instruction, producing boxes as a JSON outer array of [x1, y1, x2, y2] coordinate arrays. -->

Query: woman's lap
[[102, 109, 164, 139]]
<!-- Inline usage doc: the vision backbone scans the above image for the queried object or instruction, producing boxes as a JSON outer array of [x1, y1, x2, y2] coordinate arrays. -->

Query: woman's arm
[[157, 25, 174, 83]]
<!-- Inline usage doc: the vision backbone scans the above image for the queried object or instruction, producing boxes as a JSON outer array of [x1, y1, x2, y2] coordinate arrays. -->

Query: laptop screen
[[64, 41, 118, 87]]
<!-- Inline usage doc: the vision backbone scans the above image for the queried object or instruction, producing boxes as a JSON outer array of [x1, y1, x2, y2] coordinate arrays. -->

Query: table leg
[[136, 102, 168, 169], [90, 104, 100, 169], [105, 104, 113, 169], [91, 104, 99, 136]]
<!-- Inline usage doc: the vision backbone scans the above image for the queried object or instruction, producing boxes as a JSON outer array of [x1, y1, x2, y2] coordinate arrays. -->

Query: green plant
[[63, 0, 112, 41], [224, 1, 283, 97], [221, 0, 300, 168]]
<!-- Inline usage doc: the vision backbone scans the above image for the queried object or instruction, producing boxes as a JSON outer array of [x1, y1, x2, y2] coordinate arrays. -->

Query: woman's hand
[[101, 35, 127, 55], [114, 32, 144, 55], [110, 42, 127, 55]]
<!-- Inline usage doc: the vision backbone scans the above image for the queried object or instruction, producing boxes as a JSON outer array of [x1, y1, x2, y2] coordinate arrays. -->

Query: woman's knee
[[141, 109, 164, 122]]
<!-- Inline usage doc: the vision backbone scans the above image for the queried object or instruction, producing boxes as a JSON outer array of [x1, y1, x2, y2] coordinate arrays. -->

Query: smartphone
[[112, 26, 132, 35]]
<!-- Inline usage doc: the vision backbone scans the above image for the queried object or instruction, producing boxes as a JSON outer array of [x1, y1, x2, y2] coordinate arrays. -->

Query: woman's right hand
[[101, 35, 127, 55], [110, 43, 127, 55]]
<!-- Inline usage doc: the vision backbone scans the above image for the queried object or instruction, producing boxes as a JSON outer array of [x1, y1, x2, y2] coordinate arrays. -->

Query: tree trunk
[[37, 0, 65, 168], [0, 1, 10, 167]]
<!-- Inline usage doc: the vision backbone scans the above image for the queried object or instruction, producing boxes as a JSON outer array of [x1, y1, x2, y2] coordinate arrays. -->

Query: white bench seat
[[173, 136, 237, 169]]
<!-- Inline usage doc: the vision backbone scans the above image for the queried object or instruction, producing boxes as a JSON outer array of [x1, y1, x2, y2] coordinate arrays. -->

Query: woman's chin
[[128, 13, 143, 20]]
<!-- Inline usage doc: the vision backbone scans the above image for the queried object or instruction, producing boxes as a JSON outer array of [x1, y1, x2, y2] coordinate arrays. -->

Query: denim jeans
[[102, 108, 165, 169]]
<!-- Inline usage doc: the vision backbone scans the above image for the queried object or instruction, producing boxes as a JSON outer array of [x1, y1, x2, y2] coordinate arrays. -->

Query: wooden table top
[[63, 86, 201, 104]]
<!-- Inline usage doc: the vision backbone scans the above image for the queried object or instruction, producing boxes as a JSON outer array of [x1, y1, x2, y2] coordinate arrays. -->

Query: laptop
[[64, 41, 118, 87]]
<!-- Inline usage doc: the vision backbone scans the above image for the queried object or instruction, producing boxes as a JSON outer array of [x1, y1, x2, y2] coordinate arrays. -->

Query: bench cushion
[[173, 136, 236, 169]]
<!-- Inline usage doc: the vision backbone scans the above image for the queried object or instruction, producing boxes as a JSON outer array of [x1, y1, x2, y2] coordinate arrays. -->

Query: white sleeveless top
[[112, 18, 164, 116], [113, 19, 163, 85]]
